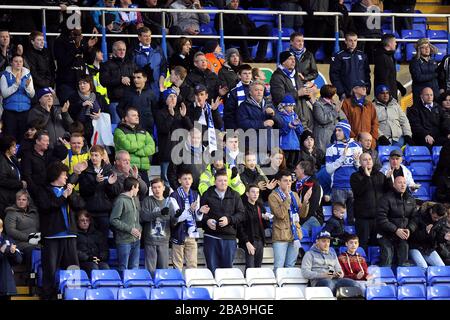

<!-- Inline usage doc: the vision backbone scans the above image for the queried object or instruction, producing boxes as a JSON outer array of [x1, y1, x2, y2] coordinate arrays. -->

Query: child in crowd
[[298, 130, 325, 172], [338, 234, 372, 281], [323, 202, 347, 247]]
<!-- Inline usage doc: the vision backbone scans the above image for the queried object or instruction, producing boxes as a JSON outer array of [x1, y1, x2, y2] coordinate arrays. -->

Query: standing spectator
[[377, 175, 419, 267], [141, 0, 178, 38], [62, 133, 90, 179], [329, 0, 357, 37], [218, 48, 241, 91], [203, 40, 225, 75], [76, 210, 110, 274], [0, 55, 35, 141], [350, 152, 387, 250], [24, 30, 55, 92], [374, 34, 406, 100], [388, 0, 416, 32], [439, 92, 450, 140], [373, 85, 413, 147], [407, 87, 446, 147], [330, 32, 371, 99], [169, 37, 194, 72], [323, 202, 347, 247], [224, 134, 244, 169], [289, 32, 318, 82], [110, 176, 142, 272], [326, 120, 362, 225], [409, 38, 440, 105], [85, 47, 109, 104], [114, 106, 156, 185], [437, 52, 450, 93], [99, 40, 137, 124], [169, 65, 191, 104], [0, 30, 22, 72], [298, 130, 325, 172], [238, 184, 269, 269], [430, 208, 450, 265], [302, 0, 331, 56], [170, 0, 210, 38], [277, 1, 303, 30], [240, 151, 270, 187], [133, 27, 167, 96], [313, 84, 347, 153], [301, 230, 359, 295], [433, 142, 450, 203], [35, 162, 84, 300], [357, 132, 382, 171], [140, 178, 176, 274], [117, 0, 144, 47], [269, 170, 307, 270], [216, 0, 271, 62], [341, 80, 379, 149], [0, 136, 27, 220], [380, 149, 419, 192], [200, 169, 245, 273]]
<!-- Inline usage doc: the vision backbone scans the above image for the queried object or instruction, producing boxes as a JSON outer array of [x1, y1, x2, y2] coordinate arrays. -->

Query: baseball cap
[[389, 149, 403, 158], [194, 84, 207, 95], [317, 231, 332, 240]]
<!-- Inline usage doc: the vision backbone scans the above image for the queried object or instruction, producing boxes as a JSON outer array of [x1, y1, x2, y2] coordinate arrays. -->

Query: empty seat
[[58, 269, 90, 294], [213, 286, 245, 300], [246, 268, 276, 286], [311, 226, 323, 242], [336, 286, 364, 300], [397, 285, 426, 300], [323, 206, 333, 221], [244, 286, 275, 300], [275, 267, 308, 287], [404, 145, 432, 163], [401, 29, 424, 40], [185, 268, 217, 287], [414, 182, 431, 201], [427, 285, 450, 300], [151, 287, 183, 300], [215, 268, 247, 286], [368, 246, 381, 265], [378, 146, 401, 163], [122, 269, 154, 287], [405, 43, 417, 62], [408, 162, 433, 181], [154, 269, 185, 287], [91, 270, 122, 288], [85, 288, 116, 300], [427, 266, 450, 286], [432, 146, 442, 166], [64, 288, 87, 300], [118, 287, 150, 300], [426, 29, 448, 39], [183, 287, 212, 300], [397, 267, 426, 285], [301, 227, 311, 243], [344, 225, 356, 235], [367, 266, 397, 284], [275, 286, 305, 300], [305, 287, 336, 300], [366, 285, 397, 300], [199, 24, 216, 36], [434, 44, 447, 62]]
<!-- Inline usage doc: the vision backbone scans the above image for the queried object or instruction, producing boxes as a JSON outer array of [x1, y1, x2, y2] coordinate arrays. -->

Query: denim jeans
[[273, 241, 299, 271], [116, 240, 141, 272], [409, 249, 445, 269], [160, 162, 170, 188], [331, 188, 354, 225], [301, 216, 321, 235], [109, 102, 120, 124], [315, 278, 360, 296]]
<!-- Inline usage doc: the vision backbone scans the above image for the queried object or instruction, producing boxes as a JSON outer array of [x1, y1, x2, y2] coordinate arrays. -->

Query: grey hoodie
[[301, 244, 343, 286], [110, 193, 142, 244], [140, 196, 176, 245]]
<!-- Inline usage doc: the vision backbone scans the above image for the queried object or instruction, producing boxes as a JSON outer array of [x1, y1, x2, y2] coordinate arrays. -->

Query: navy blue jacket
[[0, 234, 22, 296], [224, 83, 250, 130], [133, 44, 168, 96], [409, 57, 439, 100]]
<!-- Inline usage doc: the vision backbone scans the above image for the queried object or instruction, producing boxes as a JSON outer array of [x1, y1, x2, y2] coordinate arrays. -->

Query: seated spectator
[[0, 30, 22, 72], [216, 0, 270, 62], [114, 106, 155, 185], [141, 0, 179, 37], [338, 234, 372, 284], [218, 48, 241, 91], [431, 206, 450, 265], [169, 65, 190, 104], [350, 152, 387, 250], [27, 88, 73, 149], [289, 32, 318, 82], [0, 55, 35, 141], [0, 136, 26, 220], [439, 91, 450, 140], [298, 130, 325, 172], [0, 218, 23, 300], [269, 170, 307, 270], [409, 203, 446, 269], [91, 0, 121, 36], [301, 231, 359, 295], [4, 190, 40, 272], [377, 176, 419, 267], [76, 210, 110, 274], [203, 40, 225, 75], [34, 162, 84, 300], [221, 135, 243, 170], [433, 141, 450, 203], [438, 53, 450, 94], [110, 177, 142, 272], [78, 145, 115, 240], [277, 1, 303, 30], [169, 37, 194, 72], [380, 149, 420, 193], [141, 178, 176, 274], [238, 184, 270, 269], [313, 84, 347, 153], [341, 80, 379, 149], [324, 202, 347, 247], [373, 85, 413, 147], [293, 160, 323, 233], [170, 0, 210, 38], [357, 132, 382, 171]]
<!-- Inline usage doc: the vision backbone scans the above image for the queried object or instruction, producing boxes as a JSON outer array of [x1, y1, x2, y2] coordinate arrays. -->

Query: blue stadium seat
[[203, 6, 217, 22], [118, 287, 150, 300], [315, 45, 326, 62], [405, 43, 417, 62], [366, 285, 397, 300], [248, 8, 275, 28], [154, 269, 185, 287], [401, 29, 424, 40], [397, 285, 427, 300], [271, 27, 295, 38], [434, 44, 447, 62], [251, 41, 273, 60], [427, 266, 450, 286], [151, 287, 183, 300], [111, 123, 118, 134], [85, 288, 116, 300], [404, 145, 432, 163], [408, 162, 433, 181], [91, 270, 123, 288], [432, 146, 442, 166], [123, 269, 154, 287], [427, 30, 448, 40], [311, 226, 323, 242], [414, 182, 431, 201], [301, 228, 311, 243], [323, 206, 333, 221], [301, 243, 311, 252], [344, 225, 356, 235], [368, 246, 381, 265], [378, 146, 401, 164], [108, 248, 117, 267], [183, 287, 212, 300], [64, 288, 87, 300], [199, 24, 216, 36], [338, 246, 366, 258], [427, 285, 450, 300], [58, 269, 91, 294], [368, 266, 397, 284], [397, 267, 427, 285]]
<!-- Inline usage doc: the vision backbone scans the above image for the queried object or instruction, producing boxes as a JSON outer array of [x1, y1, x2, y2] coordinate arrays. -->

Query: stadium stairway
[[416, 0, 450, 30]]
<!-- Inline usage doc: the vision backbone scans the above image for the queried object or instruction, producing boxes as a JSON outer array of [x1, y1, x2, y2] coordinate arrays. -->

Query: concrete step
[[11, 296, 40, 301]]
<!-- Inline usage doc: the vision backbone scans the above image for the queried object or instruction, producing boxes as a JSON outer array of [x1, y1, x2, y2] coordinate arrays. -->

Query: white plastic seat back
[[276, 268, 309, 286], [185, 268, 217, 287], [213, 286, 245, 300], [215, 268, 246, 286], [244, 286, 275, 300], [305, 287, 336, 300], [275, 286, 306, 300], [246, 268, 277, 286]]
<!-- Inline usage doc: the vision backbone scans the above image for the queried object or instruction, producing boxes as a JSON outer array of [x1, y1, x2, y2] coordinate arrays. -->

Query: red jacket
[[338, 251, 369, 281]]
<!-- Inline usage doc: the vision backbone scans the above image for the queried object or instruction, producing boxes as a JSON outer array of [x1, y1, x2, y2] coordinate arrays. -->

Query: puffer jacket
[[76, 225, 109, 263], [374, 97, 412, 142], [0, 66, 35, 112], [4, 204, 40, 251], [301, 243, 343, 286], [117, 86, 156, 133], [431, 218, 450, 262], [277, 109, 304, 151], [113, 123, 156, 170], [99, 56, 137, 103]]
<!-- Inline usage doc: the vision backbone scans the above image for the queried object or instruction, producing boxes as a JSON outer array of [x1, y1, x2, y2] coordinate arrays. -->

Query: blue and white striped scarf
[[177, 187, 199, 238], [278, 65, 297, 89], [236, 81, 246, 106]]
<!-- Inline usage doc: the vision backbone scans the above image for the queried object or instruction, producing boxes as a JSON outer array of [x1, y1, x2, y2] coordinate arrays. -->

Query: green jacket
[[114, 123, 155, 170], [198, 164, 245, 196], [110, 194, 142, 244]]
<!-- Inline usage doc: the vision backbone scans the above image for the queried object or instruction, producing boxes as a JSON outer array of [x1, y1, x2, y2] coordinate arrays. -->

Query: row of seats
[[378, 145, 441, 166], [367, 266, 450, 286], [367, 284, 450, 300]]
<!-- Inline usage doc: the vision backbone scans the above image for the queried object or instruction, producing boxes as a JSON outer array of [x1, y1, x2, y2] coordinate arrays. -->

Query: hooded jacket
[[110, 193, 142, 244], [0, 66, 35, 112], [301, 243, 343, 286]]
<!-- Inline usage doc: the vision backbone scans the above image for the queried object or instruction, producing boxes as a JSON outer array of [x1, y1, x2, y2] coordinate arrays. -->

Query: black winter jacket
[[0, 154, 22, 219], [298, 148, 325, 172], [184, 67, 221, 103], [289, 49, 318, 82], [292, 175, 324, 225], [237, 197, 268, 247], [374, 45, 398, 100], [409, 57, 439, 100], [76, 225, 109, 263], [218, 64, 239, 91], [24, 47, 56, 90], [409, 212, 439, 254], [99, 56, 137, 103], [117, 86, 156, 132], [407, 101, 445, 146], [186, 103, 223, 141], [323, 215, 345, 244]]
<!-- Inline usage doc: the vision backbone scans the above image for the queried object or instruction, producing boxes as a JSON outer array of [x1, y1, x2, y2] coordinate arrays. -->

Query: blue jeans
[[392, 136, 405, 148], [203, 236, 237, 274], [116, 240, 141, 272], [409, 249, 445, 269], [273, 241, 299, 271], [160, 162, 170, 188], [331, 188, 354, 225], [109, 102, 120, 124], [315, 278, 359, 295], [302, 216, 321, 235]]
